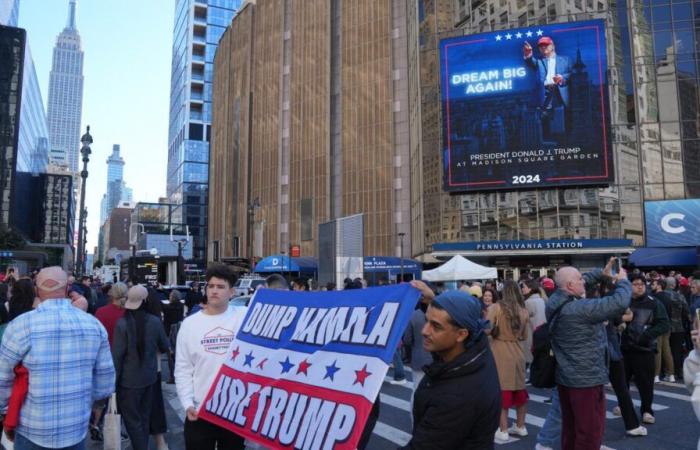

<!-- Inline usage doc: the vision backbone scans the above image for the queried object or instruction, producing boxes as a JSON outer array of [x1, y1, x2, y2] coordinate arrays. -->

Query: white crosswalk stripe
[[372, 421, 412, 446]]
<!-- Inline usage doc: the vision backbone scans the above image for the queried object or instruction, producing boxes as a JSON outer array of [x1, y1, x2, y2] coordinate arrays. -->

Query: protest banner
[[198, 283, 420, 450]]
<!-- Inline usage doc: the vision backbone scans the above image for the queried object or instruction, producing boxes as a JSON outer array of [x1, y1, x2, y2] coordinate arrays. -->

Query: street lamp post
[[247, 198, 260, 268], [76, 126, 92, 276], [398, 232, 406, 283], [170, 225, 190, 285]]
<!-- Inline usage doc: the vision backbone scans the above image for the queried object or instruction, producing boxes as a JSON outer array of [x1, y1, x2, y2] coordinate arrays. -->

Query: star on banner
[[536, 29, 543, 36], [279, 357, 295, 374], [297, 359, 312, 376], [324, 361, 341, 381], [526, 30, 533, 37], [495, 34, 502, 41], [353, 364, 372, 386], [505, 33, 512, 40], [515, 32, 522, 38], [230, 346, 240, 361], [243, 351, 255, 367], [256, 358, 268, 370]]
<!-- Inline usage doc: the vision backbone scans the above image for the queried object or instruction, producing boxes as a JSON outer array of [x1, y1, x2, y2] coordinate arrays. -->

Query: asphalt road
[[90, 366, 699, 450]]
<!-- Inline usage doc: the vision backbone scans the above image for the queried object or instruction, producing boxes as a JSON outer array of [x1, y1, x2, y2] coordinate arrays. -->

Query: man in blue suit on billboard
[[524, 36, 572, 140]]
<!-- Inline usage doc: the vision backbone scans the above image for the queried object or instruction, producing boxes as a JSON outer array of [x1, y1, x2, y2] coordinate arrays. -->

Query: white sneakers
[[535, 444, 554, 450], [388, 378, 407, 385], [626, 425, 648, 436], [508, 424, 528, 437], [642, 412, 656, 424], [494, 429, 510, 444], [667, 375, 676, 383], [495, 424, 529, 443], [653, 375, 660, 383]]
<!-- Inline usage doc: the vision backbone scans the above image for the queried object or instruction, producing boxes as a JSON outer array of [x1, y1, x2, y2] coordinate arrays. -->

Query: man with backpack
[[545, 261, 631, 450]]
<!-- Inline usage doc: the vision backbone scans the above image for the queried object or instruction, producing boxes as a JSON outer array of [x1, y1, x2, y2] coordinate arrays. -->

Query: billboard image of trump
[[440, 20, 613, 192]]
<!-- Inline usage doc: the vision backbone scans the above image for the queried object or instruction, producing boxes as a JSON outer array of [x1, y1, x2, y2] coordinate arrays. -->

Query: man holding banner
[[175, 264, 247, 449], [401, 288, 501, 449]]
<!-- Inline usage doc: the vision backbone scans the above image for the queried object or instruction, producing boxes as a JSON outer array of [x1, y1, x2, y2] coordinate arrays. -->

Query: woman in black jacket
[[112, 285, 169, 450]]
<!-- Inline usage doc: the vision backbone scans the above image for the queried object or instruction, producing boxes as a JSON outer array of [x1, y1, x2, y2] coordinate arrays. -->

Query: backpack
[[529, 298, 573, 389]]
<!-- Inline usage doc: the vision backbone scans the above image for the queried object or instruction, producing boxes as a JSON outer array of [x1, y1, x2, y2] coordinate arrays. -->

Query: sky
[[18, 0, 174, 254]]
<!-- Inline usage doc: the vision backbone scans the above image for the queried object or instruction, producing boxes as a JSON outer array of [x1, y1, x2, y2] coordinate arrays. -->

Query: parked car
[[233, 276, 266, 296]]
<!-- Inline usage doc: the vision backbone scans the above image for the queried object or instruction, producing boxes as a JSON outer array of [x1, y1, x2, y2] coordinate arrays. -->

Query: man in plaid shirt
[[0, 266, 115, 449]]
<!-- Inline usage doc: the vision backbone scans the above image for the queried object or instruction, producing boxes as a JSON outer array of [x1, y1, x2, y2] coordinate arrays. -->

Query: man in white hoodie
[[684, 319, 700, 450], [175, 263, 247, 449]]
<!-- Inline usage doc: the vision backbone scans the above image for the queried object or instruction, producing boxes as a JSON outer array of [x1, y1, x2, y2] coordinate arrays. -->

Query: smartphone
[[611, 257, 621, 276]]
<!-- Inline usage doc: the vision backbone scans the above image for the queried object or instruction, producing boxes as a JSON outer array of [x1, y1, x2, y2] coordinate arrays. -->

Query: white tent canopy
[[422, 255, 497, 281]]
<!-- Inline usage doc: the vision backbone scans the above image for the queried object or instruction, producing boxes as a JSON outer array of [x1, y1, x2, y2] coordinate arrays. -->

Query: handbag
[[529, 298, 573, 388], [103, 394, 121, 450]]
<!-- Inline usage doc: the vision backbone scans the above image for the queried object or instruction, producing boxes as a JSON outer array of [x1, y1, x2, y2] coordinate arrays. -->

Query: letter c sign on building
[[645, 200, 700, 247]]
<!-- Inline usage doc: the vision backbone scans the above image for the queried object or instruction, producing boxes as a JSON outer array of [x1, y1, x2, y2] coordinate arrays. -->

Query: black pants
[[670, 332, 686, 378], [184, 418, 245, 450], [623, 351, 655, 416], [117, 383, 155, 450], [609, 359, 640, 430]]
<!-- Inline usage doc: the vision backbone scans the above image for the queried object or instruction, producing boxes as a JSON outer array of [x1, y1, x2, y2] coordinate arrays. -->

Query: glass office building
[[405, 0, 700, 274], [17, 45, 50, 174], [0, 0, 19, 27], [166, 0, 242, 262]]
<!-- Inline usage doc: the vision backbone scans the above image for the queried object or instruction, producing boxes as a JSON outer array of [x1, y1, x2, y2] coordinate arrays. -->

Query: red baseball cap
[[541, 277, 555, 290], [538, 36, 553, 46], [679, 276, 689, 287]]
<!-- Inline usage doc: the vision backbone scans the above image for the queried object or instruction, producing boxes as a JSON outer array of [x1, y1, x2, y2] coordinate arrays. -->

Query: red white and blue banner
[[198, 284, 420, 450]]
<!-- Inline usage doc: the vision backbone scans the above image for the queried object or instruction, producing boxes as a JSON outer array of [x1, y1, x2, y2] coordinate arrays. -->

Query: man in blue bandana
[[401, 285, 501, 449]]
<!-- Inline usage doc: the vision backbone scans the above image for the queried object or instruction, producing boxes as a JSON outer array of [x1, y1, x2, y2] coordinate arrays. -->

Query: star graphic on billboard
[[536, 29, 544, 36], [515, 32, 522, 38], [243, 351, 255, 367], [505, 33, 512, 40], [297, 359, 312, 376], [324, 361, 341, 381], [353, 364, 372, 386], [279, 357, 295, 374], [256, 358, 268, 370], [495, 34, 502, 41], [526, 30, 533, 37], [230, 346, 240, 361]]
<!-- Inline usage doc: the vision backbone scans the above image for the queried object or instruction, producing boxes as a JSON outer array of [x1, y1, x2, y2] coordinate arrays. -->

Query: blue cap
[[433, 290, 489, 339]]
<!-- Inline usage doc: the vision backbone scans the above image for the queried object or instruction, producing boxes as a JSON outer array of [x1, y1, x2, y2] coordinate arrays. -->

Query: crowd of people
[[0, 261, 696, 450]]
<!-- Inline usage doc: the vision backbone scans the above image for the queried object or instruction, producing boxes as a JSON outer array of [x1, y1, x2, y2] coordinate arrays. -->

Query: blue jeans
[[537, 388, 562, 448], [392, 350, 406, 381], [15, 434, 86, 450]]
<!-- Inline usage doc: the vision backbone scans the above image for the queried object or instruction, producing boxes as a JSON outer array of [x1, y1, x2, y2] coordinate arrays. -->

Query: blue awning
[[254, 255, 318, 273], [628, 247, 698, 267], [363, 256, 421, 272]]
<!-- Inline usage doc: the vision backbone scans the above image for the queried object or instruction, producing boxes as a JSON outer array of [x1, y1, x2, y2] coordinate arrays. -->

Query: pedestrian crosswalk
[[369, 371, 695, 449], [156, 370, 695, 450]]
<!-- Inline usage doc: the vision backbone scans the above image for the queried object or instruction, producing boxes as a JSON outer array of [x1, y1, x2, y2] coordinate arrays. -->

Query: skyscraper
[[166, 0, 241, 262], [99, 144, 133, 224], [0, 24, 25, 227], [46, 0, 84, 173], [0, 0, 19, 27]]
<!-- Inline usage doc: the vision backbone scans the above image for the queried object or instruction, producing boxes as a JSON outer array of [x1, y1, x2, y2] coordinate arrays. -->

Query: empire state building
[[46, 0, 84, 173]]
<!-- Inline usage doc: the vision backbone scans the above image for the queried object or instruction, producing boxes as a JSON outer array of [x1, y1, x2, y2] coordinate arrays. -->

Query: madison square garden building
[[208, 0, 700, 275]]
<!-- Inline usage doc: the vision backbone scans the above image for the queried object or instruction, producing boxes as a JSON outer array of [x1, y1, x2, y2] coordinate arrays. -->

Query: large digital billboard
[[440, 19, 613, 192]]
